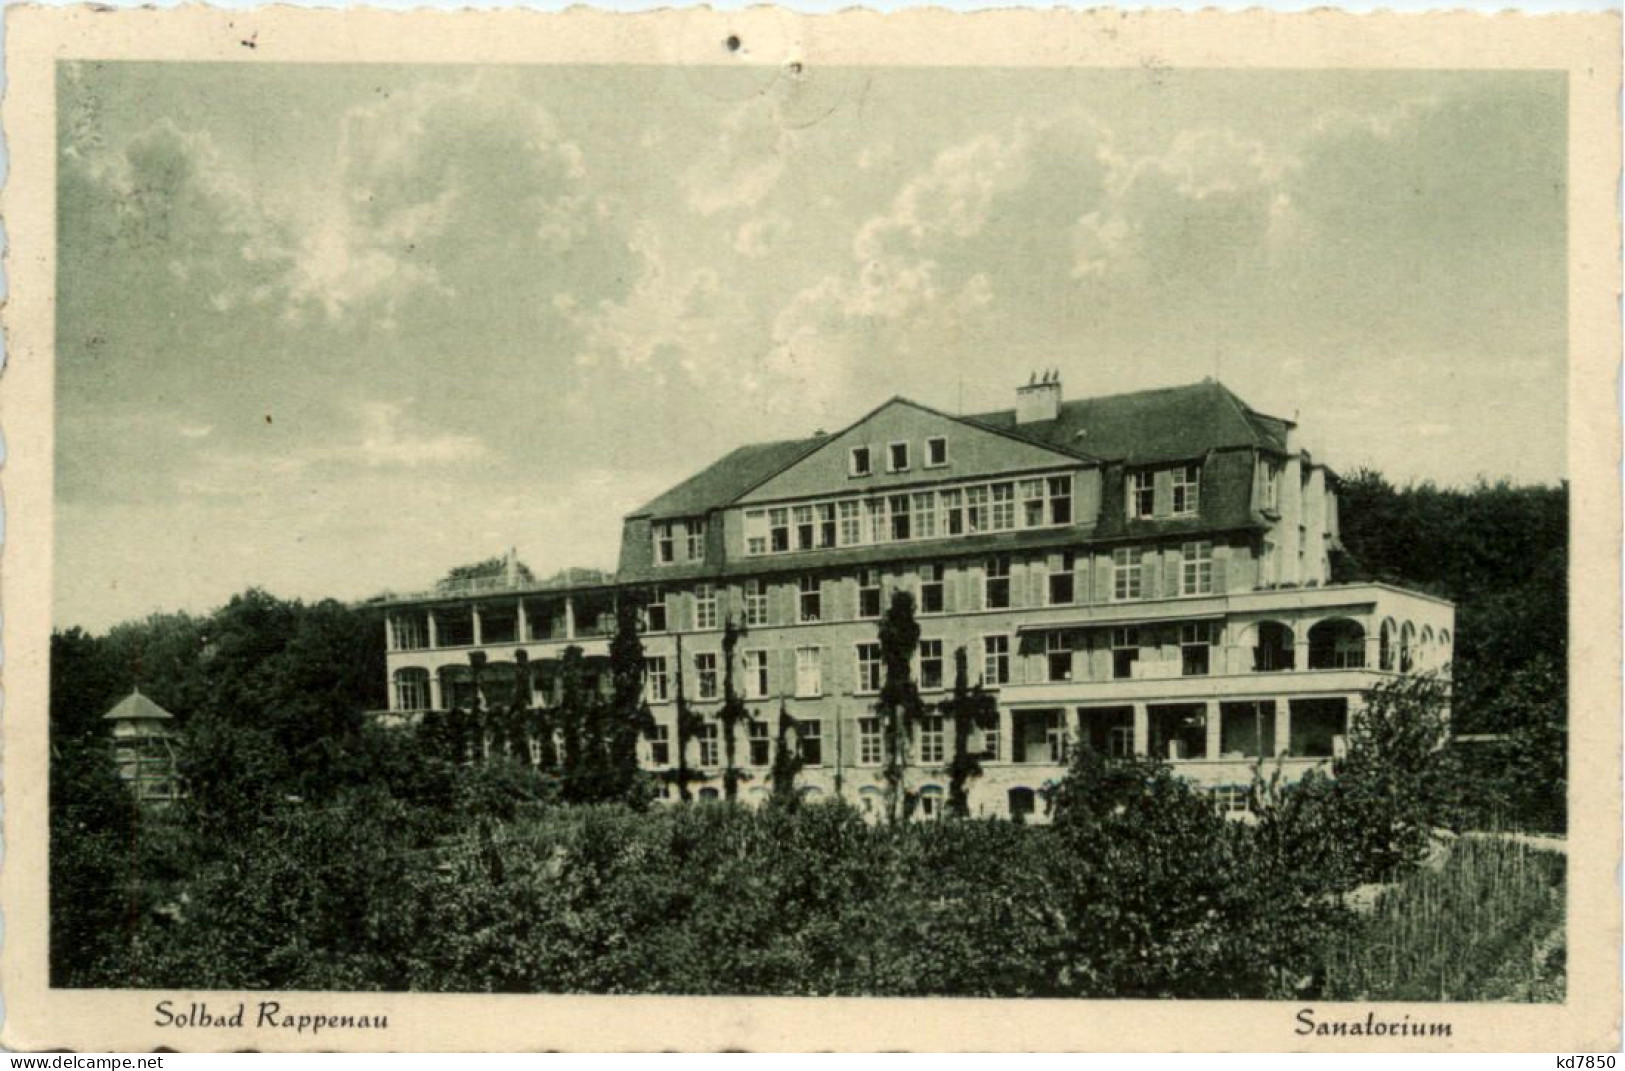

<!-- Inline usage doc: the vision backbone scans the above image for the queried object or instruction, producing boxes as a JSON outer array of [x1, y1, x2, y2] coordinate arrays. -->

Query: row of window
[[849, 436, 950, 478], [643, 542, 1217, 635], [644, 638, 973, 705], [653, 518, 707, 565], [1126, 464, 1202, 521], [743, 474, 1074, 557]]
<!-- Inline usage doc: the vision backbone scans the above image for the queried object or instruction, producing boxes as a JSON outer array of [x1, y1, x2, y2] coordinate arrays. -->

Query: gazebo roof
[[102, 688, 176, 722]]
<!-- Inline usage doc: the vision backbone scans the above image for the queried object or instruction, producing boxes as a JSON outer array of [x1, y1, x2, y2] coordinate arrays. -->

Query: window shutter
[[1164, 550, 1182, 597], [965, 565, 984, 612], [1153, 469, 1174, 517], [1224, 544, 1251, 594], [1029, 560, 1046, 606], [1141, 549, 1159, 598], [943, 567, 959, 613]]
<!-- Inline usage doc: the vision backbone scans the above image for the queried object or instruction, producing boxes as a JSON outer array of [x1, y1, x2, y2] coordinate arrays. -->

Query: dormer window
[[888, 441, 911, 473], [1128, 472, 1155, 520], [1172, 464, 1201, 516], [849, 446, 873, 477], [655, 522, 676, 564], [926, 436, 948, 467]]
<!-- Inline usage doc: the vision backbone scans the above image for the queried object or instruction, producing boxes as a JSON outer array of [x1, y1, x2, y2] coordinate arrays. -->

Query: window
[[905, 492, 935, 540], [1049, 551, 1076, 605], [648, 725, 671, 766], [1260, 461, 1282, 513], [799, 719, 823, 766], [980, 716, 1001, 762], [926, 436, 948, 467], [798, 576, 822, 623], [1211, 785, 1249, 815], [1108, 724, 1134, 758], [743, 650, 770, 699], [795, 505, 816, 551], [394, 668, 429, 711], [889, 494, 912, 541], [857, 568, 882, 619], [1172, 464, 1201, 516], [985, 556, 1012, 609], [865, 498, 889, 544], [769, 508, 790, 554], [795, 646, 822, 698], [695, 652, 719, 700], [838, 500, 863, 546], [745, 510, 768, 556], [1046, 632, 1073, 682], [655, 522, 676, 564], [1181, 541, 1214, 596], [646, 588, 668, 633], [858, 717, 883, 765], [919, 638, 944, 690], [888, 441, 910, 473], [965, 486, 989, 532], [1180, 622, 1214, 677], [849, 446, 873, 477], [818, 503, 837, 548], [645, 657, 670, 702], [856, 642, 883, 693], [744, 579, 767, 627], [942, 489, 965, 535], [1045, 711, 1069, 764], [990, 482, 1016, 530], [1020, 478, 1046, 527], [1128, 471, 1155, 519], [748, 721, 771, 766], [1112, 548, 1142, 601], [983, 635, 1011, 685], [919, 716, 945, 764], [391, 614, 427, 651], [697, 724, 719, 767], [1112, 627, 1139, 680], [1048, 475, 1073, 525], [685, 519, 706, 560], [694, 583, 718, 630], [919, 564, 945, 614], [919, 787, 943, 819]]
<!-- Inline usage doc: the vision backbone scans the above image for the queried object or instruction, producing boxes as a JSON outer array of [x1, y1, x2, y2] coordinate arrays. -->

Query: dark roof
[[103, 689, 175, 722], [630, 437, 826, 519], [967, 380, 1291, 464], [632, 380, 1291, 520]]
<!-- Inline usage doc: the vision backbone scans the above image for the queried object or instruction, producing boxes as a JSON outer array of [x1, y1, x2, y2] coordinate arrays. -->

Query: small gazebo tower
[[104, 688, 182, 806]]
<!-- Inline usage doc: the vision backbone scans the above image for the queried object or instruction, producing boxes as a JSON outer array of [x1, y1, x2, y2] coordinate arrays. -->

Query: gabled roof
[[631, 436, 828, 519], [967, 379, 1291, 465], [103, 689, 175, 722], [631, 380, 1291, 520]]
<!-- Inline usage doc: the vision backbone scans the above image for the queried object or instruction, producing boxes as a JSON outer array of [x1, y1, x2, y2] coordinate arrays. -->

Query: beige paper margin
[[1, 5, 1618, 1052]]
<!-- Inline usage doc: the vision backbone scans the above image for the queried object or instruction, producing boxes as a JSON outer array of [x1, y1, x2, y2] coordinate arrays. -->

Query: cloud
[[683, 92, 797, 216], [734, 212, 792, 258], [356, 400, 488, 467]]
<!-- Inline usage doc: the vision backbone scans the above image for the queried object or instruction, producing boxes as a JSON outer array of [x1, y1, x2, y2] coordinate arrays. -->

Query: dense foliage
[[49, 471, 1568, 994]]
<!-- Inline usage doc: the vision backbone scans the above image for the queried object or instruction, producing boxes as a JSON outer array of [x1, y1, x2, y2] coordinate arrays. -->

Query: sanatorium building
[[377, 377, 1454, 820]]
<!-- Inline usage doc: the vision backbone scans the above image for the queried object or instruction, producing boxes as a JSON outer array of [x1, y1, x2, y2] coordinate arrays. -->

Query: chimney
[[1016, 369, 1062, 424]]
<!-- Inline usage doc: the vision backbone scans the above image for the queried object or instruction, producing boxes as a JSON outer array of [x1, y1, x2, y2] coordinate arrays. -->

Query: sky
[[54, 63, 1568, 631]]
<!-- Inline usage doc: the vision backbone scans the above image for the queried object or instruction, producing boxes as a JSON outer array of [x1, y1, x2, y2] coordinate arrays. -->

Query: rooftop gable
[[103, 689, 176, 722]]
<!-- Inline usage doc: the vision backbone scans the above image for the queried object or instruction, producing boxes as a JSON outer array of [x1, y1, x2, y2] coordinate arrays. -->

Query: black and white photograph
[[4, 5, 1618, 1053]]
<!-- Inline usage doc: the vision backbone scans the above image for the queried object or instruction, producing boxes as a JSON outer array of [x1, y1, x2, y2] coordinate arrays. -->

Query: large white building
[[377, 377, 1454, 819]]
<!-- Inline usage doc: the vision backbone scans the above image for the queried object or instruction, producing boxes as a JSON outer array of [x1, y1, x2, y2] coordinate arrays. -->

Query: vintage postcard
[[1, 4, 1618, 1053]]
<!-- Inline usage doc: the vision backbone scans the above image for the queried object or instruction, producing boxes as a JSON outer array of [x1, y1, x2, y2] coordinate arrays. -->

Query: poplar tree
[[769, 697, 804, 806], [877, 590, 926, 823], [942, 645, 996, 818], [606, 597, 653, 805], [718, 617, 750, 802]]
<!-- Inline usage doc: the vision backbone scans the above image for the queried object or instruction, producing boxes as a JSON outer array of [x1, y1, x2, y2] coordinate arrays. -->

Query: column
[[429, 671, 444, 711], [997, 704, 1013, 764], [471, 606, 483, 646], [564, 595, 577, 640], [1294, 637, 1311, 672], [426, 611, 439, 650], [1132, 703, 1149, 757], [516, 599, 529, 644], [1364, 629, 1381, 671], [1274, 700, 1292, 757], [1203, 700, 1220, 760]]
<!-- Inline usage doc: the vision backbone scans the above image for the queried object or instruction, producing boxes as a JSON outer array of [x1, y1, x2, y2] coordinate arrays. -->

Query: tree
[[718, 618, 751, 802], [506, 650, 534, 766], [876, 590, 926, 823], [438, 555, 536, 589], [669, 634, 706, 803], [605, 598, 654, 806], [940, 646, 996, 818], [769, 697, 804, 806], [556, 646, 589, 801]]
